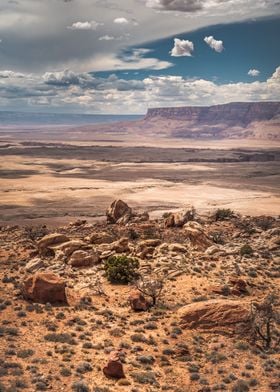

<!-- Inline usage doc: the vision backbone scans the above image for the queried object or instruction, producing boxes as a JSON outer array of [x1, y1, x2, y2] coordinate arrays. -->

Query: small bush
[[213, 208, 235, 221], [240, 244, 253, 256], [231, 379, 249, 392], [104, 255, 139, 284], [44, 333, 76, 345], [71, 381, 90, 392]]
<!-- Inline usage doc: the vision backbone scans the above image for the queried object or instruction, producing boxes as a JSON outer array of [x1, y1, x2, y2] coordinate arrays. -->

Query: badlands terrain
[[0, 101, 279, 391], [0, 201, 279, 392]]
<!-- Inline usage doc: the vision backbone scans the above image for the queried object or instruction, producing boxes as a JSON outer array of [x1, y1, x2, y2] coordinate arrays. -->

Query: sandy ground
[[0, 151, 279, 226]]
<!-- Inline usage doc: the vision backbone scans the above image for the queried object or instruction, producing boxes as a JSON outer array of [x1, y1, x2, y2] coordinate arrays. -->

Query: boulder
[[129, 290, 150, 311], [37, 233, 69, 255], [110, 237, 130, 253], [268, 236, 280, 251], [25, 257, 46, 273], [69, 250, 99, 267], [103, 350, 125, 379], [165, 208, 195, 228], [54, 240, 89, 258], [179, 299, 251, 331], [22, 272, 67, 304], [106, 200, 132, 224], [132, 211, 149, 223], [88, 232, 115, 245], [168, 243, 188, 253], [184, 221, 212, 250], [228, 277, 249, 296], [136, 239, 161, 258]]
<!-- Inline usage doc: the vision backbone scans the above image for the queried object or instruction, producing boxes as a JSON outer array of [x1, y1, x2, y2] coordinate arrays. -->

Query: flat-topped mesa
[[145, 101, 280, 126]]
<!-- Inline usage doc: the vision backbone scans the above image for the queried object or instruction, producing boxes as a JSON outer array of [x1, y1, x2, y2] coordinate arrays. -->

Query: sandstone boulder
[[22, 272, 67, 304], [106, 200, 132, 224], [25, 257, 46, 273], [129, 290, 150, 311], [103, 350, 125, 379], [136, 239, 161, 258], [179, 299, 251, 331], [69, 250, 99, 267], [184, 221, 212, 250], [229, 277, 249, 296], [88, 232, 115, 245], [110, 237, 130, 253], [165, 208, 195, 228], [37, 233, 69, 255], [54, 240, 89, 259]]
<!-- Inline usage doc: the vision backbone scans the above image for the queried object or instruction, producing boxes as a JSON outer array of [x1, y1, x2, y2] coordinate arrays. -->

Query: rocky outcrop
[[184, 221, 212, 250], [106, 200, 132, 224], [69, 250, 99, 267], [103, 350, 125, 379], [145, 102, 280, 126], [37, 233, 69, 255], [25, 257, 46, 273], [129, 290, 150, 311], [164, 208, 195, 228], [22, 272, 67, 304], [179, 299, 251, 331]]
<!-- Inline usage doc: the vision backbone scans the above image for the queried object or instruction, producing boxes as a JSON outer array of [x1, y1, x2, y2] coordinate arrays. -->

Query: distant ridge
[[145, 102, 280, 126]]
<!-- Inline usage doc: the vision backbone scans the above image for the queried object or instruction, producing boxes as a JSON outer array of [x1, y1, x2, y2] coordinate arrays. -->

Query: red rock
[[129, 290, 149, 311], [103, 351, 125, 379], [179, 299, 251, 331], [229, 278, 249, 295], [22, 272, 67, 304]]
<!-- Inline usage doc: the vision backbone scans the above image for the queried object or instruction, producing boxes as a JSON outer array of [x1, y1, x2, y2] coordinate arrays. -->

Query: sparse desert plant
[[240, 244, 253, 256], [134, 272, 167, 306], [71, 381, 90, 392], [213, 208, 235, 221], [250, 293, 280, 350], [104, 255, 139, 284], [252, 215, 275, 231]]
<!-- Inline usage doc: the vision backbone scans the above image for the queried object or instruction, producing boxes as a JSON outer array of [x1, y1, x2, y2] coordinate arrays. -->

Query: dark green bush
[[213, 208, 235, 221], [104, 255, 139, 284], [240, 244, 253, 256]]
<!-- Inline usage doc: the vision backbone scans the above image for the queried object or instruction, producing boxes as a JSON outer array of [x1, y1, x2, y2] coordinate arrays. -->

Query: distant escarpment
[[144, 102, 280, 140]]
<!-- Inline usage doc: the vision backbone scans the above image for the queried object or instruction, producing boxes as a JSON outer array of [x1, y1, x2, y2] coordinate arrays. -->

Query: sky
[[0, 0, 280, 114]]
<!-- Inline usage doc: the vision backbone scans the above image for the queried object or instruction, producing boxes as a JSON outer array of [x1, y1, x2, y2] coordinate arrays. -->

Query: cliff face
[[145, 102, 280, 126], [143, 102, 280, 140]]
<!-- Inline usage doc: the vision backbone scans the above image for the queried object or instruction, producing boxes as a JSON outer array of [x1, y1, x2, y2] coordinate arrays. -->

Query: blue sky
[[96, 17, 280, 84], [0, 0, 279, 113]]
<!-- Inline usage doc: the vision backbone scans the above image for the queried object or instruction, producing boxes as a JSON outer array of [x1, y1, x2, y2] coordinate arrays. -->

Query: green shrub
[[104, 255, 139, 284], [213, 208, 235, 221], [240, 244, 253, 256]]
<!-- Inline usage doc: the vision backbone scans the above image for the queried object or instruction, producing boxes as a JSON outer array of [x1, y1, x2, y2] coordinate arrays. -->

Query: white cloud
[[99, 35, 115, 41], [0, 70, 25, 78], [114, 17, 129, 24], [248, 69, 260, 77], [170, 38, 194, 57], [68, 21, 103, 30], [204, 36, 224, 52], [1, 66, 279, 114]]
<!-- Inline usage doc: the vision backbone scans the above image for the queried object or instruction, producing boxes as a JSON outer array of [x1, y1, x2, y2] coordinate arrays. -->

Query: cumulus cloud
[[68, 21, 103, 30], [1, 66, 279, 113], [204, 36, 224, 52], [170, 38, 194, 57], [248, 69, 260, 77], [0, 70, 25, 78], [114, 17, 130, 24]]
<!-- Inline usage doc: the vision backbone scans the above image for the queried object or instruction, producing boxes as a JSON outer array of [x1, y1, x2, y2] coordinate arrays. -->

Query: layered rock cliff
[[144, 102, 280, 140]]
